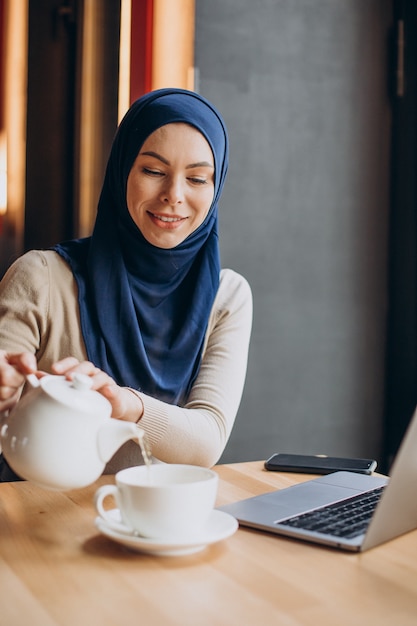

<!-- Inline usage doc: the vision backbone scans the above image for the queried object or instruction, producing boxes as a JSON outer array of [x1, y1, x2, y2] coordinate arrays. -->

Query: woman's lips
[[148, 211, 187, 229]]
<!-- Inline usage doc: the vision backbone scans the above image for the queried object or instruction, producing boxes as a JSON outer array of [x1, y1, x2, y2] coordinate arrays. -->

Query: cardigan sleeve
[[0, 250, 86, 372], [135, 269, 253, 467], [0, 251, 49, 355]]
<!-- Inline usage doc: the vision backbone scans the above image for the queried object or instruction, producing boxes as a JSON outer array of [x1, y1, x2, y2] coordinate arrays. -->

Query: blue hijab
[[54, 88, 229, 404]]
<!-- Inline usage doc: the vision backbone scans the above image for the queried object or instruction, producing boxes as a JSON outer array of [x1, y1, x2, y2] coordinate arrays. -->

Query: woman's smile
[[126, 123, 215, 249], [147, 211, 187, 228]]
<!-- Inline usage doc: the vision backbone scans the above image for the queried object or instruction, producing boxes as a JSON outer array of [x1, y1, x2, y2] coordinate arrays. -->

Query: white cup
[[94, 464, 219, 539]]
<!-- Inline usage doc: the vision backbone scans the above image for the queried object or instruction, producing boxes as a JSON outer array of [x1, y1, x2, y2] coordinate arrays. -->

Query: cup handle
[[94, 485, 132, 534], [94, 485, 139, 535], [94, 484, 119, 524], [93, 484, 133, 533]]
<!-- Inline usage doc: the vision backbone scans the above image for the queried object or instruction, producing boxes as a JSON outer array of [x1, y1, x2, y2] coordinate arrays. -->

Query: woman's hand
[[0, 351, 38, 413], [52, 357, 144, 423]]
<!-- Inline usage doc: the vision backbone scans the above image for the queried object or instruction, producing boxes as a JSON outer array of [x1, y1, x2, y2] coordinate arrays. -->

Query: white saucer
[[94, 509, 238, 556]]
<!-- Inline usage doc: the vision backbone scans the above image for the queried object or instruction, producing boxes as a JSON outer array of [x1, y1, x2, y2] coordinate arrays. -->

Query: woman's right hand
[[0, 351, 37, 413]]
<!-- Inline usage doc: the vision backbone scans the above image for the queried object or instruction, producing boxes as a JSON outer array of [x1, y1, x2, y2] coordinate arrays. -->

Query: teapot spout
[[97, 420, 146, 464]]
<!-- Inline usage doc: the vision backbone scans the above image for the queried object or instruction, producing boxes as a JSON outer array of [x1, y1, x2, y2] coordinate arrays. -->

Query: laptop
[[219, 408, 417, 551]]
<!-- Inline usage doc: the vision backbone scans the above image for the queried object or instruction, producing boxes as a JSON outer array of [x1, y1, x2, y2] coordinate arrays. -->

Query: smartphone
[[264, 453, 377, 475]]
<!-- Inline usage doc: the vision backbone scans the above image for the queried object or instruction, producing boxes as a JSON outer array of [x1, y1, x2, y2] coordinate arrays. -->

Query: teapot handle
[[1, 374, 39, 425]]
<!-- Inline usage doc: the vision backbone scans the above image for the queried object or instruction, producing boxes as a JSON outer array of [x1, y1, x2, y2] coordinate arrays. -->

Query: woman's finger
[[7, 352, 38, 374], [52, 358, 115, 391], [51, 357, 82, 375]]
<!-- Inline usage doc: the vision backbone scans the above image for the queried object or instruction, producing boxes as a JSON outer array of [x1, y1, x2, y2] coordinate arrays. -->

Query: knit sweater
[[0, 251, 252, 471]]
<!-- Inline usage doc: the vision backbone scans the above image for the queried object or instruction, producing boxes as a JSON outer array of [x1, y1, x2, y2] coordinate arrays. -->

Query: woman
[[0, 88, 252, 479]]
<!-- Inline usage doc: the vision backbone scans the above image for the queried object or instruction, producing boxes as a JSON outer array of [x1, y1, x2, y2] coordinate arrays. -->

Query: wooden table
[[0, 461, 416, 626]]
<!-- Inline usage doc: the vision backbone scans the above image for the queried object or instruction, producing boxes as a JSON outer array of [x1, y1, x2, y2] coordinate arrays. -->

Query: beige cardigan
[[0, 251, 252, 471]]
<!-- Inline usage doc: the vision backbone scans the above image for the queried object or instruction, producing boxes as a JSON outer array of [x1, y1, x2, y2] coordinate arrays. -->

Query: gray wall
[[195, 0, 393, 464]]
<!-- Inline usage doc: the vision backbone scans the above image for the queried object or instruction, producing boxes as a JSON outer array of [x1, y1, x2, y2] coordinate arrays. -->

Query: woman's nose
[[160, 177, 184, 205]]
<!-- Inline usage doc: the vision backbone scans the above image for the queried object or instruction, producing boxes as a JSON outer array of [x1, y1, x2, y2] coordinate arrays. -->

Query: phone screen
[[264, 453, 377, 475]]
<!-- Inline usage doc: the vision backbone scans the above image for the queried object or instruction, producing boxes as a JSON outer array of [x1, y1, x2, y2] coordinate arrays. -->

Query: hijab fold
[[54, 89, 228, 405]]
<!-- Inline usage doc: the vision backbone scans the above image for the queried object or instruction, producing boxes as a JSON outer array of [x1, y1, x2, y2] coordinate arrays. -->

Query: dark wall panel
[[195, 0, 393, 464]]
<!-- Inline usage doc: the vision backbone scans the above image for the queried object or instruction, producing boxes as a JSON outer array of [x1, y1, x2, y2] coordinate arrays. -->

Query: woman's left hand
[[51, 358, 144, 423]]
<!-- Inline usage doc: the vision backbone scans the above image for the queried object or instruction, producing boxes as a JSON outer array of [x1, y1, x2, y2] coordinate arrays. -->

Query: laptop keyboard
[[278, 486, 386, 539]]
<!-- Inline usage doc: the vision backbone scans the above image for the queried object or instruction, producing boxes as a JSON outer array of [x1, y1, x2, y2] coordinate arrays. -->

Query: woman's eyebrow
[[186, 161, 214, 169], [140, 150, 169, 165], [139, 151, 214, 170]]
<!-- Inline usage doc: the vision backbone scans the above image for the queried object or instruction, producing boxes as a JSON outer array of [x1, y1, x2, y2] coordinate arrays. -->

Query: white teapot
[[0, 373, 145, 490]]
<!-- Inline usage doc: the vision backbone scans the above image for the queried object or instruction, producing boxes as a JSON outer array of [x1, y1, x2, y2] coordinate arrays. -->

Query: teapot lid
[[39, 374, 112, 417]]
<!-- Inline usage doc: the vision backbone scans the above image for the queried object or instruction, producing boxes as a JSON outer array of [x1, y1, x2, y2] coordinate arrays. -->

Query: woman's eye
[[188, 177, 208, 185], [142, 167, 164, 177]]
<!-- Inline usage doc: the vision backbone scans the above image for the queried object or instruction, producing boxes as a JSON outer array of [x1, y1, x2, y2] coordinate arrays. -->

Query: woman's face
[[126, 123, 215, 249]]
